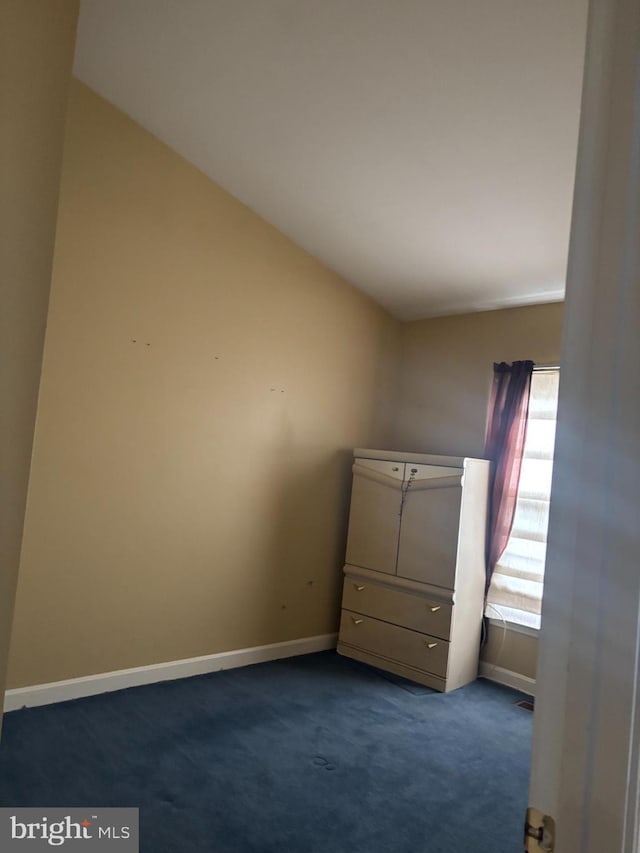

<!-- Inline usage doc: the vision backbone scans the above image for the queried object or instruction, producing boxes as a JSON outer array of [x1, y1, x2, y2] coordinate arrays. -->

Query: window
[[485, 367, 560, 630]]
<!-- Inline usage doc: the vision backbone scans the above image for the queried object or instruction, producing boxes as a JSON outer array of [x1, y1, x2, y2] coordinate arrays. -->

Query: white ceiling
[[74, 0, 588, 321]]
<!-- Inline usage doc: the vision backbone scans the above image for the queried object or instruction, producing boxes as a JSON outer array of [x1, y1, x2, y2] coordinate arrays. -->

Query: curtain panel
[[484, 360, 534, 590]]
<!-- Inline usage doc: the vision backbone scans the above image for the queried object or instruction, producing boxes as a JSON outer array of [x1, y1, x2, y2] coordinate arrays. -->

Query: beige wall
[[394, 302, 564, 457], [0, 2, 79, 703], [393, 302, 565, 681], [7, 81, 399, 688], [481, 624, 539, 681]]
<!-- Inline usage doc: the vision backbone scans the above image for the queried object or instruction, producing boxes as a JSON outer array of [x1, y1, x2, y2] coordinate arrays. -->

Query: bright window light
[[485, 368, 560, 630]]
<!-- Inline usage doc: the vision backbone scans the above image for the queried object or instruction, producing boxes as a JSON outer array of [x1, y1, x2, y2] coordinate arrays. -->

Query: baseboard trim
[[4, 633, 338, 712], [478, 662, 536, 696]]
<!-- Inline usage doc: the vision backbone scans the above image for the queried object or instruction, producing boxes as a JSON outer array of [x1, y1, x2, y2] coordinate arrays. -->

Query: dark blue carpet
[[0, 651, 531, 852]]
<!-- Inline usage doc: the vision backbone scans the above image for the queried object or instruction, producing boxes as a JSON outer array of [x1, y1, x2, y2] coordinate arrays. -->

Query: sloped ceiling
[[74, 0, 588, 320]]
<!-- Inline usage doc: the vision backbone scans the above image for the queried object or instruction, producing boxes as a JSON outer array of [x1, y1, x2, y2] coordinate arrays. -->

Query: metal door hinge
[[524, 807, 555, 852]]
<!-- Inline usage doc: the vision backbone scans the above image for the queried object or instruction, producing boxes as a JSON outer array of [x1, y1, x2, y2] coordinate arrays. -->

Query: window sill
[[487, 617, 540, 638]]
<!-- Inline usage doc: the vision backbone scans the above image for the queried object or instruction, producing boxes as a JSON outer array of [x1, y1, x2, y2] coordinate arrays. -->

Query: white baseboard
[[4, 633, 338, 712], [479, 662, 536, 696]]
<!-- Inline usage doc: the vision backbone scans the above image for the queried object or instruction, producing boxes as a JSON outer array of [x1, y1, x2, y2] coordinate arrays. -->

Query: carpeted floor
[[0, 651, 531, 852]]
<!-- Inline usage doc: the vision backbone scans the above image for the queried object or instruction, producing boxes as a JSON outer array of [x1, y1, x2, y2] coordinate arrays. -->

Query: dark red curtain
[[484, 360, 534, 590]]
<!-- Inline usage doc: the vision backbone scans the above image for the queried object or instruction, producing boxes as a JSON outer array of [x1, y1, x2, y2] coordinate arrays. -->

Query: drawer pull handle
[[425, 642, 438, 649], [354, 584, 365, 591], [352, 618, 364, 625], [429, 605, 441, 613], [392, 466, 400, 472]]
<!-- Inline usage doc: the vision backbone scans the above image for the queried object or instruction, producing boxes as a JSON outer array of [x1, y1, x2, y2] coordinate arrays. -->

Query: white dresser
[[337, 449, 490, 692]]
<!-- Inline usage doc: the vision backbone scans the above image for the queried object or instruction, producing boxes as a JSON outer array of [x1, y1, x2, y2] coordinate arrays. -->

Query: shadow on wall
[[247, 440, 355, 646]]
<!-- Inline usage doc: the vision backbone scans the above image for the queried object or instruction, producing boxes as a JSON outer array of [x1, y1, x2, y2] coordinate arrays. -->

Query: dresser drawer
[[339, 610, 449, 678], [342, 578, 452, 639]]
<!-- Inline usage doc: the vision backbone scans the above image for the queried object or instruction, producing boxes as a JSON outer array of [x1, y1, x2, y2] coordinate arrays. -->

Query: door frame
[[529, 1, 640, 851]]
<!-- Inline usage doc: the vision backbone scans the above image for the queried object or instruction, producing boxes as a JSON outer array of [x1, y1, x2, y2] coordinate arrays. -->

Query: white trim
[[479, 662, 536, 696], [488, 617, 540, 639], [3, 633, 338, 712], [533, 364, 561, 373]]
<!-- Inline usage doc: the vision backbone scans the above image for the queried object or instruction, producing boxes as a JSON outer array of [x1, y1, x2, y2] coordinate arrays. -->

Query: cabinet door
[[345, 459, 404, 575], [396, 465, 462, 588]]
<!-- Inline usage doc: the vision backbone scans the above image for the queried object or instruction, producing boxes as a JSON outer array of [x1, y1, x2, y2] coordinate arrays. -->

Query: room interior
[[7, 2, 624, 852], [5, 75, 567, 696], [5, 0, 585, 697]]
